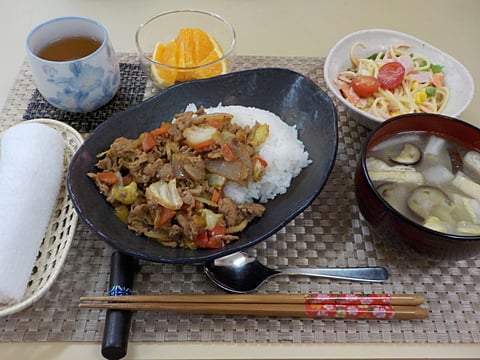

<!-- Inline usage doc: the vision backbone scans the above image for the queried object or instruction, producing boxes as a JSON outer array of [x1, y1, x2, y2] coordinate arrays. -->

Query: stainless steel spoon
[[204, 252, 389, 293]]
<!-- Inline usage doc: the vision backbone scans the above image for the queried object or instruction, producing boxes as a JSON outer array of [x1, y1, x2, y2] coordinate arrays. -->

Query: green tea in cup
[[36, 36, 102, 62], [25, 16, 120, 113]]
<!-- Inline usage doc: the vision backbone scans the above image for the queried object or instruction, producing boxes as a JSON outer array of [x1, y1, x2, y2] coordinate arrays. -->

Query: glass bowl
[[135, 9, 236, 89]]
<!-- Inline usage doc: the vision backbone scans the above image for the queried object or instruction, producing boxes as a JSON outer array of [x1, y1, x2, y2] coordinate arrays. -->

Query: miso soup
[[366, 132, 480, 236]]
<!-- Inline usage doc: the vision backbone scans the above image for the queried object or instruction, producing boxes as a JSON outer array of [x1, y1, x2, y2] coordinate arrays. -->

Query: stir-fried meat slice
[[111, 137, 140, 164], [96, 155, 113, 171], [156, 163, 175, 181], [128, 203, 154, 234], [238, 203, 266, 219], [170, 111, 197, 141], [218, 197, 241, 227], [179, 188, 196, 207], [175, 212, 203, 241], [122, 151, 148, 173], [218, 197, 265, 228], [87, 173, 111, 197]]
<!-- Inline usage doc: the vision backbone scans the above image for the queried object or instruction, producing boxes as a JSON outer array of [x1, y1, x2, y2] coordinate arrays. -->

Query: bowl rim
[[324, 28, 475, 128], [360, 112, 480, 241], [134, 8, 237, 70]]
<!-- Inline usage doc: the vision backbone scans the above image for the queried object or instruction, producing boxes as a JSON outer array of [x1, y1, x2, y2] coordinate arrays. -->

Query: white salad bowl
[[324, 29, 474, 129]]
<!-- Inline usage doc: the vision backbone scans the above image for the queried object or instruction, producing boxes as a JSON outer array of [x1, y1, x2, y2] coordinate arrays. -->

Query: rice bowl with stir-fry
[[88, 104, 311, 250], [67, 67, 338, 264]]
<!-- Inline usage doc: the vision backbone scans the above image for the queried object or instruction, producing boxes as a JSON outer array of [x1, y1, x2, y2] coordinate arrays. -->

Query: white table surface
[[1, 0, 479, 359]]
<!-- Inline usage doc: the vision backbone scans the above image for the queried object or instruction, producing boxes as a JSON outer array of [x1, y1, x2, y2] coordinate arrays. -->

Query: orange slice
[[194, 47, 227, 80], [150, 28, 227, 87], [151, 41, 179, 87]]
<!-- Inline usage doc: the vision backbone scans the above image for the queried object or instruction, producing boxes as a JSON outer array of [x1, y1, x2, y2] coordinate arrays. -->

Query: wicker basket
[[0, 119, 84, 317]]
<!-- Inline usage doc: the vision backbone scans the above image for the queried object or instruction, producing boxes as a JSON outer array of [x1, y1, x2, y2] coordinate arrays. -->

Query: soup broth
[[36, 36, 102, 61], [366, 132, 480, 236]]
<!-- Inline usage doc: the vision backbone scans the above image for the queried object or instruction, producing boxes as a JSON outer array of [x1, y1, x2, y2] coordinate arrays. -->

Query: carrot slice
[[142, 132, 157, 152], [221, 143, 236, 161], [193, 139, 215, 150], [211, 188, 221, 204], [96, 171, 118, 185], [150, 123, 171, 137]]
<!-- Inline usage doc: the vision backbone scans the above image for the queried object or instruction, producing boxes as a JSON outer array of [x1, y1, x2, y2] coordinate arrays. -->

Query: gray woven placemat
[[0, 54, 479, 344]]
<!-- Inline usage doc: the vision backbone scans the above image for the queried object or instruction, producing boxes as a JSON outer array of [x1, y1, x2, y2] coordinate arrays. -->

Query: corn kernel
[[414, 90, 427, 105], [411, 81, 418, 90]]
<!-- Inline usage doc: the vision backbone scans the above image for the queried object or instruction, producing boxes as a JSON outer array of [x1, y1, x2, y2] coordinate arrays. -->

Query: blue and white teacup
[[26, 16, 120, 113]]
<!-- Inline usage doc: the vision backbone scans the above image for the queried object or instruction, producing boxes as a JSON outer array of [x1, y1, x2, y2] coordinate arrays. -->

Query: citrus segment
[[195, 48, 227, 80], [190, 28, 216, 63], [150, 28, 227, 87], [151, 41, 178, 87]]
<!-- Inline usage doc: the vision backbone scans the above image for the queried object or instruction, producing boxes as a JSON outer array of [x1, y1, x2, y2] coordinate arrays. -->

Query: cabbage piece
[[248, 122, 269, 147], [183, 125, 218, 147], [206, 172, 226, 189], [114, 205, 129, 223], [198, 208, 223, 230], [112, 181, 138, 205], [146, 179, 183, 210]]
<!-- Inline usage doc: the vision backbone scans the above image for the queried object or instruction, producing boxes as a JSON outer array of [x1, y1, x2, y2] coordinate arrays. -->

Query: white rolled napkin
[[0, 122, 64, 304]]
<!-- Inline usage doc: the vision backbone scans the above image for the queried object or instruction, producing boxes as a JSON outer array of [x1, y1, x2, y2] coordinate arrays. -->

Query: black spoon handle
[[101, 251, 137, 360]]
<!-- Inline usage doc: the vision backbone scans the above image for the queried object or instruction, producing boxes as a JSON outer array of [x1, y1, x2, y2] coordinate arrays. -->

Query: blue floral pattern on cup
[[43, 61, 120, 112], [26, 16, 120, 113]]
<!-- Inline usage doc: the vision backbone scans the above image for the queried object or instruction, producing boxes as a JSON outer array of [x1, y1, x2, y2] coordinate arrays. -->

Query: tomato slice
[[208, 224, 226, 241], [378, 62, 405, 90], [351, 75, 380, 98], [193, 225, 227, 249], [153, 206, 176, 229], [194, 230, 209, 248]]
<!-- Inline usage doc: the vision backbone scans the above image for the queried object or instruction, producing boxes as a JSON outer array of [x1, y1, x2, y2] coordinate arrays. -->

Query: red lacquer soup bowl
[[355, 113, 480, 261]]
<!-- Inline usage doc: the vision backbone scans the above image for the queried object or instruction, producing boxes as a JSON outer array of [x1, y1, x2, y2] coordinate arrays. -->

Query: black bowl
[[67, 68, 338, 263]]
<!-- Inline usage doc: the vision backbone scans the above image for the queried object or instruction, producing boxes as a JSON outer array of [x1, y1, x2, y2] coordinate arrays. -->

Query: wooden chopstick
[[79, 301, 428, 320], [80, 293, 425, 305], [79, 293, 428, 320]]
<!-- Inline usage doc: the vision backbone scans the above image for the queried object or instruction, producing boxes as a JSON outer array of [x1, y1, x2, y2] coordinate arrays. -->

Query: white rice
[[185, 104, 311, 203]]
